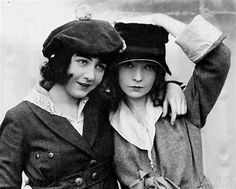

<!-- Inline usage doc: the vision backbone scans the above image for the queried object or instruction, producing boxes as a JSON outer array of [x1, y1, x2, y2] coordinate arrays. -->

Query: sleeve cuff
[[175, 15, 226, 62]]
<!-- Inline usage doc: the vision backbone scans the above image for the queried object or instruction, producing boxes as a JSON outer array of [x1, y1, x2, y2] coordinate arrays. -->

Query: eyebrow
[[79, 56, 92, 61], [74, 53, 92, 60], [75, 55, 106, 65]]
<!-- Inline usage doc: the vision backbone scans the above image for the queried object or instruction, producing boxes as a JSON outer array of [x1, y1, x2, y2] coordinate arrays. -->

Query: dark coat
[[113, 43, 231, 189], [0, 97, 118, 189]]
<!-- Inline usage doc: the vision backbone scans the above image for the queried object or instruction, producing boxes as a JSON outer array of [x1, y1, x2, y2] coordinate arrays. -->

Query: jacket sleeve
[[0, 109, 25, 188], [175, 15, 231, 128]]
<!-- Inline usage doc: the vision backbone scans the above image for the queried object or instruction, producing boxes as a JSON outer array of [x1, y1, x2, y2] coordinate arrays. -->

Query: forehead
[[72, 53, 102, 61], [132, 61, 155, 65], [72, 53, 96, 59], [118, 58, 159, 65], [120, 60, 157, 66]]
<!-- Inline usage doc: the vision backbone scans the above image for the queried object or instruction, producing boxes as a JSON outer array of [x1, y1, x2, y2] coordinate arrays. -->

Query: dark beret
[[42, 19, 124, 58], [113, 22, 171, 75]]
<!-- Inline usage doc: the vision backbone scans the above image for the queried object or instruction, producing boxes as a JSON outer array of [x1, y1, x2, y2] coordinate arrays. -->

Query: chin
[[126, 94, 145, 100], [71, 92, 88, 99]]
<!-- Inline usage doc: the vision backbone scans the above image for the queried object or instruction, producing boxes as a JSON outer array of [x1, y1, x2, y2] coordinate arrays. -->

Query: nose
[[132, 67, 142, 82], [84, 65, 95, 82]]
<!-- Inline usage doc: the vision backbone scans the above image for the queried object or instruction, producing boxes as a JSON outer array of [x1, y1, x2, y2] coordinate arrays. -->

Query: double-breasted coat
[[0, 95, 118, 188]]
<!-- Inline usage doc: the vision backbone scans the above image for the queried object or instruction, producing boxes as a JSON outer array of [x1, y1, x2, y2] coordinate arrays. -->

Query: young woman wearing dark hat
[[0, 17, 185, 188], [106, 14, 231, 189]]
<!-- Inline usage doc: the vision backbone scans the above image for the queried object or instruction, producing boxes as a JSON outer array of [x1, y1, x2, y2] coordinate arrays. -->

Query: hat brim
[[112, 58, 172, 75]]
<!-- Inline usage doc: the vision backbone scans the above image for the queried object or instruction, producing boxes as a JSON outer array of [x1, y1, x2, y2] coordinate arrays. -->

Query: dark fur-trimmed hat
[[42, 19, 124, 59], [113, 22, 171, 75]]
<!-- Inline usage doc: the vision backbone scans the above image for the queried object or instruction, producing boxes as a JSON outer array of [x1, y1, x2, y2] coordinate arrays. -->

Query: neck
[[126, 95, 147, 113], [126, 95, 148, 125], [49, 84, 79, 106]]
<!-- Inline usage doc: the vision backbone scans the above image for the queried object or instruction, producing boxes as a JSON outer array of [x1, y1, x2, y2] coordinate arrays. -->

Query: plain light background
[[0, 0, 235, 188]]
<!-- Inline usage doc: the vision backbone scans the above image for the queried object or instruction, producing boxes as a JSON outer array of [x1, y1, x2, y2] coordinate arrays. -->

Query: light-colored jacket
[[113, 15, 231, 189]]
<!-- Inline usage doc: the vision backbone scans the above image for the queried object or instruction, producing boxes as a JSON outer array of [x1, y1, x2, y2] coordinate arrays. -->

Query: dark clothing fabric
[[113, 43, 231, 189], [0, 97, 118, 189]]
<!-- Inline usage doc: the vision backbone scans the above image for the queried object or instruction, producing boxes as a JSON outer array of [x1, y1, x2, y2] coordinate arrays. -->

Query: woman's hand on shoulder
[[116, 13, 186, 38], [162, 82, 187, 125]]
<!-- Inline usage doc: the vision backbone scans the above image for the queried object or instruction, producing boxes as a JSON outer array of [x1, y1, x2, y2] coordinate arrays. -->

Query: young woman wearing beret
[[0, 18, 123, 188], [0, 18, 185, 188], [106, 14, 231, 189]]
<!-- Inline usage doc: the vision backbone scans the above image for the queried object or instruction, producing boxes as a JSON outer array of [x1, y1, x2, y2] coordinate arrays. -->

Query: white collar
[[109, 97, 162, 152], [24, 84, 89, 122]]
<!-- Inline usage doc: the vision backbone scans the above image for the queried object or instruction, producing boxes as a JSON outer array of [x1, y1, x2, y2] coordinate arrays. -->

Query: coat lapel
[[26, 101, 95, 158]]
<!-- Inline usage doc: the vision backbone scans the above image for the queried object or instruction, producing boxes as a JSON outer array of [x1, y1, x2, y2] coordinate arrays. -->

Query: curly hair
[[40, 48, 74, 85], [40, 46, 120, 83], [40, 47, 120, 101], [101, 64, 167, 111]]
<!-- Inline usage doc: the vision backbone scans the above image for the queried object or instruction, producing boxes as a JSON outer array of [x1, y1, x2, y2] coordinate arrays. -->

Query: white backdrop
[[0, 0, 236, 188]]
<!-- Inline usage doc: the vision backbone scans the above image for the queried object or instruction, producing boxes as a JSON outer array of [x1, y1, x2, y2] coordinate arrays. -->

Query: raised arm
[[175, 16, 231, 127], [155, 14, 231, 127]]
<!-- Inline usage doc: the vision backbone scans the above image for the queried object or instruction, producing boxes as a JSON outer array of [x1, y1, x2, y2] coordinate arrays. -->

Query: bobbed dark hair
[[40, 46, 120, 99], [102, 63, 167, 112], [40, 46, 119, 83], [40, 47, 74, 85]]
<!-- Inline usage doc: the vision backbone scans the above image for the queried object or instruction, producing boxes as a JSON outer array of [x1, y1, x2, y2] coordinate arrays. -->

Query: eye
[[144, 64, 155, 70], [96, 63, 107, 72], [122, 62, 134, 68], [76, 59, 88, 65]]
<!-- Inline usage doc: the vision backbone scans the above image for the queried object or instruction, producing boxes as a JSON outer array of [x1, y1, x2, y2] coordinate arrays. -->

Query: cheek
[[118, 71, 128, 89], [147, 72, 156, 87], [94, 72, 104, 85], [119, 69, 130, 84]]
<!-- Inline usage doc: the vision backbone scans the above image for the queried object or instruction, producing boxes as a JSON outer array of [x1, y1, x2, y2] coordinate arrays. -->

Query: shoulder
[[2, 101, 41, 126], [0, 102, 32, 137], [5, 101, 32, 119]]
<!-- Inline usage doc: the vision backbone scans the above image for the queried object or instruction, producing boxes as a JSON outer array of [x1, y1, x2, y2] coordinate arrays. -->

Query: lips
[[130, 86, 143, 89], [77, 82, 91, 88]]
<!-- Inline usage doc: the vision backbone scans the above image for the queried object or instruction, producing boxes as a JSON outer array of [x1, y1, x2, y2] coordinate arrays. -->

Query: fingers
[[181, 98, 187, 115], [24, 186, 32, 189], [179, 94, 187, 115], [177, 98, 182, 115], [169, 99, 177, 125], [169, 97, 187, 124], [162, 99, 168, 117], [171, 111, 177, 125]]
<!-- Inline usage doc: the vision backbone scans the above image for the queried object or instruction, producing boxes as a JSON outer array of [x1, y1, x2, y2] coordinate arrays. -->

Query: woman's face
[[64, 54, 107, 99], [118, 61, 156, 101]]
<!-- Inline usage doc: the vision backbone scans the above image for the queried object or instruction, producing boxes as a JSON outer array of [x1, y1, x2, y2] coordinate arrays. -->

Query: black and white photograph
[[0, 0, 235, 188]]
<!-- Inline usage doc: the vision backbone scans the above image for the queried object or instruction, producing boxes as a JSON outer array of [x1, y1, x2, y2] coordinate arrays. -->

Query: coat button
[[75, 177, 84, 186], [35, 154, 40, 159], [89, 160, 97, 167], [91, 172, 99, 180], [48, 152, 54, 158]]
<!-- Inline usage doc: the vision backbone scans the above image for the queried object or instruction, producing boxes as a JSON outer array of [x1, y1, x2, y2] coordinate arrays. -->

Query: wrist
[[166, 80, 186, 90], [166, 80, 183, 86]]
